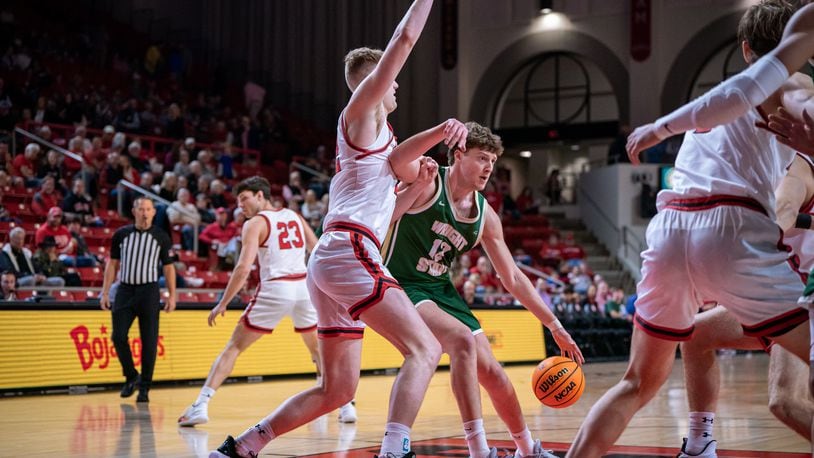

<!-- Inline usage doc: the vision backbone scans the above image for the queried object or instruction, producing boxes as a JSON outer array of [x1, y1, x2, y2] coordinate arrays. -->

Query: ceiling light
[[520, 150, 532, 158]]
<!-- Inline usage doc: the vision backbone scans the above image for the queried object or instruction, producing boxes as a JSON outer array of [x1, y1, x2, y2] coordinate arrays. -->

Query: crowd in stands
[[0, 5, 632, 331]]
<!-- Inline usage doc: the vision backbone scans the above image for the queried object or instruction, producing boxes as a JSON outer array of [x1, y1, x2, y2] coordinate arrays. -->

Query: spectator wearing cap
[[1, 227, 64, 287], [33, 236, 80, 287], [199, 207, 239, 270], [13, 143, 40, 187], [100, 125, 116, 148], [32, 176, 64, 217], [35, 207, 76, 256], [1, 271, 17, 300]]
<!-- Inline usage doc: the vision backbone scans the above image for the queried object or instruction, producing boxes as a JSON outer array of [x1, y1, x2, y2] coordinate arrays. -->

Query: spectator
[[1, 270, 16, 300], [127, 141, 146, 171], [33, 236, 80, 286], [164, 103, 185, 139], [114, 98, 141, 132], [605, 288, 626, 319], [515, 187, 539, 215], [568, 263, 592, 295], [158, 172, 178, 201], [173, 147, 191, 177], [462, 280, 477, 306], [469, 256, 502, 293], [36, 149, 64, 186], [546, 169, 563, 205], [560, 232, 586, 265], [209, 179, 231, 209], [199, 207, 239, 270], [300, 189, 325, 230], [195, 193, 215, 224], [282, 171, 305, 207], [32, 176, 63, 217], [0, 204, 21, 224], [539, 233, 563, 267], [1, 227, 64, 287], [167, 188, 201, 250], [66, 217, 100, 267], [35, 207, 77, 257], [62, 178, 102, 226], [482, 180, 502, 213], [13, 143, 39, 187]]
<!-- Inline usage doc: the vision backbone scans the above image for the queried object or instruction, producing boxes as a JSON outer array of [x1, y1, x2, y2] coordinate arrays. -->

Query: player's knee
[[445, 330, 476, 359], [417, 338, 442, 367], [322, 382, 356, 407], [620, 372, 663, 401]]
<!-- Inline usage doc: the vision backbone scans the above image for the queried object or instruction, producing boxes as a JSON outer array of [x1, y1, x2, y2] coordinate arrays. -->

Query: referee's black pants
[[111, 283, 161, 390]]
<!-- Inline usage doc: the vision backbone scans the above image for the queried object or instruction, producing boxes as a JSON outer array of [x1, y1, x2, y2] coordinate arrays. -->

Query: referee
[[100, 196, 176, 403]]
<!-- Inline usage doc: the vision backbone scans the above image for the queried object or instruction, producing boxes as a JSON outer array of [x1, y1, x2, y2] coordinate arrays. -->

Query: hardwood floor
[[0, 353, 809, 457]]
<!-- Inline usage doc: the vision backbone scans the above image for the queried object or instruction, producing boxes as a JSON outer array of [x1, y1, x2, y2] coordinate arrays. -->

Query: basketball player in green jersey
[[383, 122, 584, 458]]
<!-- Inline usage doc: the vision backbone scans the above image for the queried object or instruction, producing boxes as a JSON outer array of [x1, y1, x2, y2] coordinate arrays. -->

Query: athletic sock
[[380, 422, 411, 456], [510, 426, 535, 456], [464, 418, 490, 457], [236, 418, 277, 456], [195, 386, 216, 406], [687, 411, 715, 454]]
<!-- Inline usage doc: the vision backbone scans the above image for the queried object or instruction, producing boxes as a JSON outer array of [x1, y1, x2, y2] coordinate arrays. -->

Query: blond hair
[[448, 122, 504, 165], [344, 47, 383, 90]]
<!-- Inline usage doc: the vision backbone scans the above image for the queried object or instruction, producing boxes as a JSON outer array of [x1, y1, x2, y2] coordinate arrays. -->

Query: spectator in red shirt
[[560, 232, 586, 265], [514, 186, 539, 215], [13, 143, 40, 187], [35, 207, 76, 256], [199, 207, 240, 270], [538, 233, 564, 268], [469, 255, 502, 293], [32, 176, 63, 217], [482, 180, 503, 213]]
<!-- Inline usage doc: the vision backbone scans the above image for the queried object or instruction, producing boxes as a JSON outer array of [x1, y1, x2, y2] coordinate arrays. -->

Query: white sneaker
[[677, 438, 718, 457], [338, 401, 357, 423], [178, 402, 209, 427], [514, 439, 558, 458]]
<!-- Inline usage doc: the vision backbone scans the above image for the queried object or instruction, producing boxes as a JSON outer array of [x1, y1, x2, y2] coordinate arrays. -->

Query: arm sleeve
[[158, 231, 173, 265], [653, 55, 789, 139], [110, 229, 123, 260]]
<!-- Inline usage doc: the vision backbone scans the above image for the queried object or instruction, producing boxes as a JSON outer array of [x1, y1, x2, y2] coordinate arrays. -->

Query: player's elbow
[[392, 28, 418, 50]]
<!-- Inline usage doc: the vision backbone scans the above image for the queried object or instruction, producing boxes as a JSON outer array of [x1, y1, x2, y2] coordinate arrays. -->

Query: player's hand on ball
[[626, 123, 661, 165], [552, 328, 584, 365]]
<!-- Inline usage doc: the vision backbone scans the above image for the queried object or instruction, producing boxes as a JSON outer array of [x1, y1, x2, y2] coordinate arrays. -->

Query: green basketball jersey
[[383, 167, 487, 286]]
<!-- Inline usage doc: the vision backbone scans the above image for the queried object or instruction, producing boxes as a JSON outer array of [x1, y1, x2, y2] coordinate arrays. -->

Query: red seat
[[197, 292, 219, 303], [178, 291, 198, 302]]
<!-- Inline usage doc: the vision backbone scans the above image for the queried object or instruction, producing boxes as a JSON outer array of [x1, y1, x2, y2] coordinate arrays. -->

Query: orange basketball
[[531, 356, 585, 408]]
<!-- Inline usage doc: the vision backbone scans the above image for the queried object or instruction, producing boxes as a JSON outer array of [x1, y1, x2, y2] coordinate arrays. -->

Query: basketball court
[[1, 354, 808, 457]]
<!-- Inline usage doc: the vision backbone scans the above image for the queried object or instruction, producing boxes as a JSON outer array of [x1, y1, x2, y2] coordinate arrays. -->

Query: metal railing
[[116, 179, 200, 253], [576, 181, 621, 249], [13, 126, 91, 185], [517, 262, 565, 288]]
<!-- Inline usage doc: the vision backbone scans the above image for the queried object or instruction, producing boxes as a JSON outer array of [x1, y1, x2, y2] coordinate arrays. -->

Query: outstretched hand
[[625, 123, 662, 165], [756, 107, 814, 156]]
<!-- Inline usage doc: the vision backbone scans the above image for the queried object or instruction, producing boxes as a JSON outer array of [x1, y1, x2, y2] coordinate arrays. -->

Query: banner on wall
[[0, 308, 545, 391], [631, 0, 651, 62]]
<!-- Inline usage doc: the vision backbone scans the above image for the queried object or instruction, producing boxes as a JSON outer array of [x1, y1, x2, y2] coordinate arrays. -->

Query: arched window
[[493, 52, 618, 129], [687, 41, 745, 102]]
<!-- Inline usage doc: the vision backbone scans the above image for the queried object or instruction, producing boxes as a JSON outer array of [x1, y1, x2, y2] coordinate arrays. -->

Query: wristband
[[548, 318, 564, 332]]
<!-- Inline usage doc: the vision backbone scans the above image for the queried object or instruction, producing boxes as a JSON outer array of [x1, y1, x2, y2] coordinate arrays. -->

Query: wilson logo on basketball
[[538, 367, 569, 393], [69, 325, 165, 371]]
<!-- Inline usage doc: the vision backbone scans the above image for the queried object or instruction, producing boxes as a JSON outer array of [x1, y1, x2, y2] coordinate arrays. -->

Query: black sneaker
[[209, 435, 256, 458], [120, 375, 140, 398], [136, 389, 149, 403]]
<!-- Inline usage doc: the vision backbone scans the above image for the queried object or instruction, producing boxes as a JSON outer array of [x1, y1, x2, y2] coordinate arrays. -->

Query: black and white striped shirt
[[110, 225, 173, 285]]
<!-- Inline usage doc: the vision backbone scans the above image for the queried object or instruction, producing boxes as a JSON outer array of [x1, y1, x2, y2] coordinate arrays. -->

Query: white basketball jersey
[[322, 112, 398, 244], [657, 109, 796, 220], [255, 209, 307, 282]]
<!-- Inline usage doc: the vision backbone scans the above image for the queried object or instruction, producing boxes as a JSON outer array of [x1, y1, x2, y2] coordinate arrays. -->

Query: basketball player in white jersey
[[211, 1, 469, 457], [568, 4, 813, 456], [677, 155, 814, 457], [177, 176, 356, 428]]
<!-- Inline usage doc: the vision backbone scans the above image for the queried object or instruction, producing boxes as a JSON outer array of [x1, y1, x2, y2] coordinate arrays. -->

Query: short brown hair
[[738, 0, 795, 60], [447, 122, 504, 165], [344, 47, 383, 90], [235, 176, 272, 200]]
